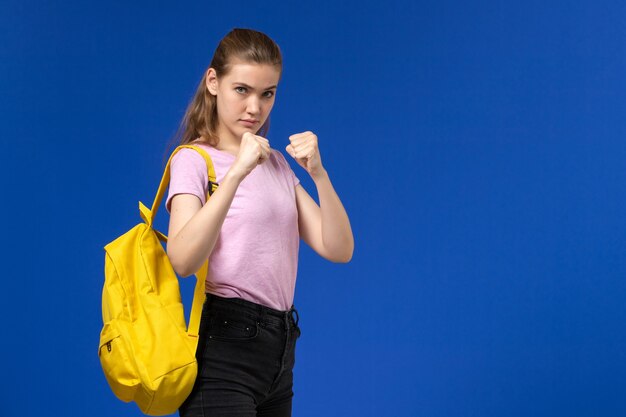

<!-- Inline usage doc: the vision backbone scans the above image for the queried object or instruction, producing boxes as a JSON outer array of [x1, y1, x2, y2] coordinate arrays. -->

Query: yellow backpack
[[98, 145, 217, 416]]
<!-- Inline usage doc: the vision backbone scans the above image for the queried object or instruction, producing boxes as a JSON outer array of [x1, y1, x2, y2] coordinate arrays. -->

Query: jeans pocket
[[206, 311, 259, 342]]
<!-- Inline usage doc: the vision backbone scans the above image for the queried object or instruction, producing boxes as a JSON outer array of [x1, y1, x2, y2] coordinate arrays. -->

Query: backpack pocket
[[99, 320, 140, 402]]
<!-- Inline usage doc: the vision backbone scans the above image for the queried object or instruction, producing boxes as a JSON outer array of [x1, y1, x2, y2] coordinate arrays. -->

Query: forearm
[[167, 170, 243, 276], [312, 169, 354, 262]]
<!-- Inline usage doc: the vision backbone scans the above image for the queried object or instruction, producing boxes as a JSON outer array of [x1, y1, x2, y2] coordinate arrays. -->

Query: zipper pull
[[106, 341, 112, 353]]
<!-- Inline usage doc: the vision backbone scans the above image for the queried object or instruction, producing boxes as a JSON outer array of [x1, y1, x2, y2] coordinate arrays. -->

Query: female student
[[165, 28, 354, 417]]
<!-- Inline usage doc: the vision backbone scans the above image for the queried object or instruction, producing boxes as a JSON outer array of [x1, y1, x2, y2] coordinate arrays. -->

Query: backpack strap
[[145, 144, 218, 225], [139, 144, 218, 338]]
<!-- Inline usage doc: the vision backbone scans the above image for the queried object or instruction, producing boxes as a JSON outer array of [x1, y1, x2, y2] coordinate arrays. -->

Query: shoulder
[[172, 143, 224, 172], [169, 146, 210, 186], [270, 148, 290, 167], [269, 148, 300, 186], [172, 146, 207, 166]]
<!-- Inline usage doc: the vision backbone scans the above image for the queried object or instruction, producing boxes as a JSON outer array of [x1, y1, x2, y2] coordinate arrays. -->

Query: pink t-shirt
[[166, 143, 300, 311]]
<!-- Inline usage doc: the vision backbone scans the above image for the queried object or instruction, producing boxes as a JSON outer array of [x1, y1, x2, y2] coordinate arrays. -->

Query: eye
[[263, 90, 275, 98], [235, 86, 247, 94]]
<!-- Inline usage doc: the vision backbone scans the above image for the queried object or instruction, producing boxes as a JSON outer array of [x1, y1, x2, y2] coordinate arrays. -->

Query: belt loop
[[284, 310, 290, 331], [289, 306, 299, 327]]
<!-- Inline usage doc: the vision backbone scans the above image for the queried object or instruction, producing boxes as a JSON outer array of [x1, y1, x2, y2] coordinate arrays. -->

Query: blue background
[[1, 1, 625, 416]]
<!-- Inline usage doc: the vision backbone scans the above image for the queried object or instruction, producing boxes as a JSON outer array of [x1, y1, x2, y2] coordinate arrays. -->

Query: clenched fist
[[285, 131, 325, 178], [232, 132, 271, 178]]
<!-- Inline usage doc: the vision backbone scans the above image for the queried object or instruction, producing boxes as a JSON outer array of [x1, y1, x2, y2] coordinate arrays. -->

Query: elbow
[[334, 253, 352, 263], [169, 257, 194, 278], [339, 248, 354, 263], [171, 261, 195, 278], [325, 232, 354, 263], [329, 242, 354, 264], [340, 237, 355, 263], [167, 244, 195, 277]]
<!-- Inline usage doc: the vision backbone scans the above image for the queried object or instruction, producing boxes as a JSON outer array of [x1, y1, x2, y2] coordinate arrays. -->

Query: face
[[206, 60, 281, 144]]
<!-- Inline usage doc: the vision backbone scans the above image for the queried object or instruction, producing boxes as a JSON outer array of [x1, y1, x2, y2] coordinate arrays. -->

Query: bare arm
[[295, 174, 354, 262], [167, 170, 244, 276], [166, 133, 270, 276], [286, 132, 354, 263]]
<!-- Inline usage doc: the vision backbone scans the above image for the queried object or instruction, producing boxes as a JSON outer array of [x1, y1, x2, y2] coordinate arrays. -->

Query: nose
[[246, 95, 260, 116]]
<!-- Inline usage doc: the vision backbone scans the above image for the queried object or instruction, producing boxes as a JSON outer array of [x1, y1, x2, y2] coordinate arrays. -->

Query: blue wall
[[1, 1, 625, 415]]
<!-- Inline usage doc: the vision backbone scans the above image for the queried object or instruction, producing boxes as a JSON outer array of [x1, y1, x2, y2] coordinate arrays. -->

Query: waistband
[[204, 293, 299, 327]]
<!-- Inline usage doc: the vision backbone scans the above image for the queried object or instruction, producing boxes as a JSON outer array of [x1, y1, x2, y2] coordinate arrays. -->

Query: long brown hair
[[171, 28, 282, 151]]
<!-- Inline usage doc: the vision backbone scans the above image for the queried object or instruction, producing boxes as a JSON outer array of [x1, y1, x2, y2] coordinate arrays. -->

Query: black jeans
[[179, 294, 301, 417]]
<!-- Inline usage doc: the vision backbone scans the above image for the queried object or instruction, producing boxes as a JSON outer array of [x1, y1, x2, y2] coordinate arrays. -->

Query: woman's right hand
[[230, 132, 271, 179]]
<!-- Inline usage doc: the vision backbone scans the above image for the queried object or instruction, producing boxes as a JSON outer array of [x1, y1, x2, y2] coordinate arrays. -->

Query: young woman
[[165, 28, 354, 417]]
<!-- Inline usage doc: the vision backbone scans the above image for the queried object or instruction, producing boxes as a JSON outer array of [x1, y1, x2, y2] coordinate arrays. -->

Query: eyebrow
[[233, 82, 277, 91]]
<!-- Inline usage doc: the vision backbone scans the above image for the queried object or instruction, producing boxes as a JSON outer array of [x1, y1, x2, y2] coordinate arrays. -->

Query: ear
[[206, 68, 218, 96]]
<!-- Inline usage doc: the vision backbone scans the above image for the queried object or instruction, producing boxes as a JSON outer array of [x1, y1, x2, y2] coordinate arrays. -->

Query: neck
[[214, 125, 241, 156]]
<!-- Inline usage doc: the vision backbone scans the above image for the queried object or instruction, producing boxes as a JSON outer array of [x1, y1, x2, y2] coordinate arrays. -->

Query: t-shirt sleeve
[[274, 150, 300, 188], [166, 148, 209, 213]]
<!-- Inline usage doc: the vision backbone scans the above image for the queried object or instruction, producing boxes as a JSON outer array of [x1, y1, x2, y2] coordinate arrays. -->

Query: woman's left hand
[[285, 131, 325, 179]]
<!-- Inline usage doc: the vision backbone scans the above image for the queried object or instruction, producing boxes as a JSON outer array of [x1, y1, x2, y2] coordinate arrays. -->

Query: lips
[[240, 119, 259, 127]]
